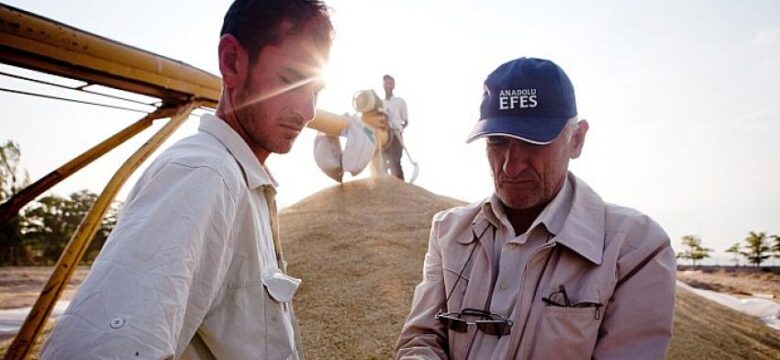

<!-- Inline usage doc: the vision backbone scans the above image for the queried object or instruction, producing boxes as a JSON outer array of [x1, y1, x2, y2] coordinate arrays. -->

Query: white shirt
[[41, 114, 301, 359], [382, 96, 408, 131]]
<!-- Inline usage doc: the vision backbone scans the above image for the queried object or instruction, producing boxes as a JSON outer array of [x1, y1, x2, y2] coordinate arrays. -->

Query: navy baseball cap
[[467, 57, 577, 144]]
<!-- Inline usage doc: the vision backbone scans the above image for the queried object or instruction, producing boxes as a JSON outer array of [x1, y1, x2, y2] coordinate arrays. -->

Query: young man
[[395, 57, 676, 359], [381, 74, 408, 180], [40, 1, 333, 359]]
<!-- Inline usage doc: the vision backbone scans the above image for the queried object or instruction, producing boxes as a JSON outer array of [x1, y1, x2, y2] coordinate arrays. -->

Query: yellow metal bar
[[0, 109, 176, 224], [4, 102, 198, 360], [308, 109, 349, 137], [308, 109, 389, 147], [0, 4, 221, 108]]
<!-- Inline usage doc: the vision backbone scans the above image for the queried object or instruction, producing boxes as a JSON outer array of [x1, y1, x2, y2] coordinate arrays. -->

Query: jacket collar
[[552, 173, 605, 265], [468, 173, 605, 265], [475, 176, 571, 238], [199, 113, 277, 191]]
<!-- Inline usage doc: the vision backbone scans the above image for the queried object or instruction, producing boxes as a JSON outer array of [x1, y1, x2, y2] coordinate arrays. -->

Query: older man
[[395, 57, 676, 359], [41, 1, 333, 359]]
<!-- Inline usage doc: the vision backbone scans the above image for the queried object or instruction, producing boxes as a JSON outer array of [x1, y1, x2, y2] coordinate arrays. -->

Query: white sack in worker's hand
[[313, 132, 343, 182], [342, 115, 376, 175]]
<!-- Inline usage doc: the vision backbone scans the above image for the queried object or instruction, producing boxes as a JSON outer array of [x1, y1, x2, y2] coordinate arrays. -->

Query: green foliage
[[724, 242, 741, 266], [21, 190, 121, 265], [0, 140, 28, 200], [0, 140, 120, 265], [739, 231, 771, 267], [676, 235, 712, 268], [771, 235, 780, 259], [0, 140, 29, 264]]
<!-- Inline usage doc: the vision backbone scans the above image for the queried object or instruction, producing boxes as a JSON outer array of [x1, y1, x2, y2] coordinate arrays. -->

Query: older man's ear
[[569, 119, 589, 159]]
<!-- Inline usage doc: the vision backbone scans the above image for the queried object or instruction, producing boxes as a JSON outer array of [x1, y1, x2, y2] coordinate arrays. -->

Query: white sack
[[342, 116, 376, 175], [313, 132, 343, 182]]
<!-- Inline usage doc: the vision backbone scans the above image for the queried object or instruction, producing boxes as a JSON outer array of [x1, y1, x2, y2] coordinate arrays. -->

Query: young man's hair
[[383, 74, 394, 82], [221, 0, 334, 63]]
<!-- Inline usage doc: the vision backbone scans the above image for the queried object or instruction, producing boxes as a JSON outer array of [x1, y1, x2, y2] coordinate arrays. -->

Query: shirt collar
[[474, 173, 605, 265], [479, 175, 572, 237], [198, 113, 277, 190]]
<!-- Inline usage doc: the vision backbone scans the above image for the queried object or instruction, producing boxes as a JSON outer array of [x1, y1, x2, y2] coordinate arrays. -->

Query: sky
[[2, 0, 779, 264]]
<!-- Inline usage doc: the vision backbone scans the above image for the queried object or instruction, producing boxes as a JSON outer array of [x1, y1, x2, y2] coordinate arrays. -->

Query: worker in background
[[381, 74, 408, 180], [395, 57, 676, 359], [40, 0, 333, 358]]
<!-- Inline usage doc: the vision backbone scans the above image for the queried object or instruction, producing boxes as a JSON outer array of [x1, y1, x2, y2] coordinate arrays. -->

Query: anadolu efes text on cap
[[467, 57, 577, 145]]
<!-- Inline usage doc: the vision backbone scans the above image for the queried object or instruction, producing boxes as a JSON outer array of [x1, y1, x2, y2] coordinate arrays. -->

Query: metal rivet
[[110, 318, 125, 329]]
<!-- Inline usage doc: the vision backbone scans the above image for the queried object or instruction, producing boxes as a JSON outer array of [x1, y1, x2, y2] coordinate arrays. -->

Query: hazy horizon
[[1, 0, 779, 262]]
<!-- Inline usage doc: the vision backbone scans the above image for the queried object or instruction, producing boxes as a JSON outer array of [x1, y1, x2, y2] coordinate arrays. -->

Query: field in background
[[0, 267, 88, 311], [2, 178, 779, 358]]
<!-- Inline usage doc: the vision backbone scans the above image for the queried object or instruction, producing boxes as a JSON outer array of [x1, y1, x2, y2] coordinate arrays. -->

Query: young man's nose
[[292, 87, 317, 122]]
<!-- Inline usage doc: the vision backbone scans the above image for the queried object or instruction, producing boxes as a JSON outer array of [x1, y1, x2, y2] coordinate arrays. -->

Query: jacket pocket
[[527, 286, 605, 359]]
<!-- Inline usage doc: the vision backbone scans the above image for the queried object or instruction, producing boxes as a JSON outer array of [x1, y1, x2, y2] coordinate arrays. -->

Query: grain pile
[[281, 176, 780, 360], [281, 176, 464, 359], [3, 176, 779, 359]]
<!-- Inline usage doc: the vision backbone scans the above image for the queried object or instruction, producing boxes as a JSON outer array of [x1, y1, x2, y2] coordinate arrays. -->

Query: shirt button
[[499, 283, 508, 291], [109, 318, 125, 329]]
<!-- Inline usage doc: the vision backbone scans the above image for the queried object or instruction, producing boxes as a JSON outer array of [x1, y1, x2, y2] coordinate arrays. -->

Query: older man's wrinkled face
[[487, 121, 587, 210]]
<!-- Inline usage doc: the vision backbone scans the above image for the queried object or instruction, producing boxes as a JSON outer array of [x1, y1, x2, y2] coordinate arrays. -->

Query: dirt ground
[[676, 268, 780, 302], [0, 266, 88, 310]]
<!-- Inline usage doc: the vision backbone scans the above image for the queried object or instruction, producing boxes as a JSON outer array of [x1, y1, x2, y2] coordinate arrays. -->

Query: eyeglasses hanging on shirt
[[434, 225, 514, 337]]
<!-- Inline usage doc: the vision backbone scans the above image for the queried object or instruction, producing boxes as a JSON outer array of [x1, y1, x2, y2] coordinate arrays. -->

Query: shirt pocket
[[202, 257, 296, 358], [528, 285, 606, 359], [262, 270, 302, 303]]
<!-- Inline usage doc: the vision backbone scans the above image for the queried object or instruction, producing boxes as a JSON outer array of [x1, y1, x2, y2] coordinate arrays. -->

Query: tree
[[725, 242, 741, 266], [740, 231, 771, 267], [771, 234, 780, 260], [78, 191, 121, 262], [22, 190, 121, 264], [676, 235, 712, 268], [22, 194, 76, 263], [0, 140, 30, 264], [0, 140, 28, 199]]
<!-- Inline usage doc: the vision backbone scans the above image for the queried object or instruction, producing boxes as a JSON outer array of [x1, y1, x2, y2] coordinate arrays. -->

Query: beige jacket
[[395, 173, 676, 359]]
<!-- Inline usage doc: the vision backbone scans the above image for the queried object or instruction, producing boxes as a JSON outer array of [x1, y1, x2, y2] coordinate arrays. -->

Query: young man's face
[[232, 27, 328, 160], [486, 124, 585, 210], [383, 78, 395, 94]]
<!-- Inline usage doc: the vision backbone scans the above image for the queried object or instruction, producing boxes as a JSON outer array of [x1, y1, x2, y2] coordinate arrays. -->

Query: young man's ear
[[569, 119, 589, 159], [218, 34, 249, 90]]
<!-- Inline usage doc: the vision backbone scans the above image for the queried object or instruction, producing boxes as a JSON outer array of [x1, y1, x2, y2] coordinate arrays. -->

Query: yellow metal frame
[[0, 4, 391, 358], [0, 4, 220, 359], [4, 103, 198, 359], [0, 109, 178, 223], [0, 4, 221, 107]]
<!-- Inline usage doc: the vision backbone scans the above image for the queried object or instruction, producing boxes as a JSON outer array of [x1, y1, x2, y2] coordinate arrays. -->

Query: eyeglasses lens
[[438, 315, 469, 332], [477, 319, 512, 335]]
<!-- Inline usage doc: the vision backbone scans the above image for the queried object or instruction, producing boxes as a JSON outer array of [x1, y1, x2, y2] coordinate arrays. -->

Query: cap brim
[[466, 116, 570, 145]]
